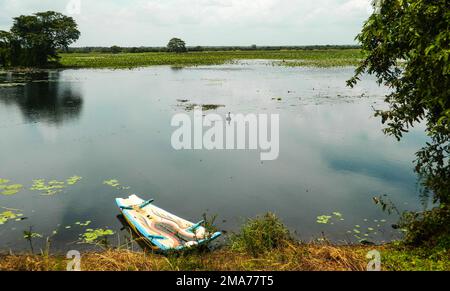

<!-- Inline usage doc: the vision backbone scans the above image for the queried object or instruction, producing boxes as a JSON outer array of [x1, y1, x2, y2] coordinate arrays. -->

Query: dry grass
[[0, 243, 375, 271]]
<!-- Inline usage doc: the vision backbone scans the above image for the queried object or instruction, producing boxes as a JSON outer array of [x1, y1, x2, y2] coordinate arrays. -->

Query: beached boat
[[116, 195, 222, 251]]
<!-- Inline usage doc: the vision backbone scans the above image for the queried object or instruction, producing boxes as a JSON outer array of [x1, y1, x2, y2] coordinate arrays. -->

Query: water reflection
[[116, 215, 152, 251], [0, 71, 83, 125]]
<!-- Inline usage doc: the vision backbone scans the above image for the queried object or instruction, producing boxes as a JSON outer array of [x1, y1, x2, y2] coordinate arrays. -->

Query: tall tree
[[348, 0, 449, 245], [2, 11, 80, 67], [167, 38, 187, 53], [0, 31, 11, 67]]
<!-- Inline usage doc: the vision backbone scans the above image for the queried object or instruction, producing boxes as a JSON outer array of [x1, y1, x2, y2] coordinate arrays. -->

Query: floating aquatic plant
[[1, 184, 23, 196], [316, 211, 396, 244], [0, 210, 24, 225], [30, 176, 82, 196], [316, 215, 332, 224], [0, 178, 23, 196], [317, 211, 345, 225], [103, 179, 130, 190], [80, 228, 115, 244], [66, 176, 82, 185], [103, 179, 120, 188], [30, 179, 64, 196], [75, 220, 91, 227], [0, 179, 10, 184]]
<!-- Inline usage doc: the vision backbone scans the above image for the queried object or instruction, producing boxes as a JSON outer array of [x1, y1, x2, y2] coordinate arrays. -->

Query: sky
[[0, 0, 375, 47]]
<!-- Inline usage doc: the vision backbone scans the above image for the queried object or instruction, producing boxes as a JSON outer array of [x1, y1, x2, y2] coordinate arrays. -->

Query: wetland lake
[[0, 61, 427, 252]]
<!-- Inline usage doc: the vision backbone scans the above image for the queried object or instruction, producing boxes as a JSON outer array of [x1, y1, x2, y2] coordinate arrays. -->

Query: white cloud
[[0, 0, 372, 46]]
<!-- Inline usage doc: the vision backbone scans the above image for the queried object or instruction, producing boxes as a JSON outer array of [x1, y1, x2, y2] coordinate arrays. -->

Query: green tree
[[0, 31, 11, 67], [110, 45, 122, 54], [348, 0, 449, 245], [2, 11, 80, 67], [167, 38, 187, 53]]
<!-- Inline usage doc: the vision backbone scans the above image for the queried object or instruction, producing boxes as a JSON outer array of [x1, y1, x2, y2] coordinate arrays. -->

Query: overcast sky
[[0, 0, 374, 47]]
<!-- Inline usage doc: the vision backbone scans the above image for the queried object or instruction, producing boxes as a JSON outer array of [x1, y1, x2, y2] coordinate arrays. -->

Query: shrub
[[230, 213, 292, 257], [399, 206, 450, 247]]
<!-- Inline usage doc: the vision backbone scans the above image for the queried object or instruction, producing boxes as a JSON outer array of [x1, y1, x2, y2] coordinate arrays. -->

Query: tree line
[[65, 44, 360, 54]]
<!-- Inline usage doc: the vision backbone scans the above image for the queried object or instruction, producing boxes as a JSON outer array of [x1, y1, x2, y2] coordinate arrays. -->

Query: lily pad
[[0, 179, 10, 184], [30, 176, 82, 196], [1, 184, 23, 196], [103, 179, 120, 188], [67, 176, 82, 185], [75, 220, 91, 227], [0, 210, 24, 225], [316, 215, 332, 224], [80, 228, 115, 244]]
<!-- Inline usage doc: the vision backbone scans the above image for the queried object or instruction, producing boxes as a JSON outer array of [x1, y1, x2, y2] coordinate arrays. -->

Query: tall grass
[[230, 213, 292, 257]]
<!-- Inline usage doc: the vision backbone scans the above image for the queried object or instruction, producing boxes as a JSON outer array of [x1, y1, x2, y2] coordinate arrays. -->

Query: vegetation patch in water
[[103, 179, 130, 190], [75, 220, 92, 227], [30, 176, 82, 196], [80, 228, 115, 244], [103, 179, 120, 187], [317, 211, 396, 244], [0, 179, 23, 196], [316, 215, 332, 224], [66, 176, 82, 185], [30, 179, 65, 196], [0, 210, 24, 225], [182, 103, 225, 111]]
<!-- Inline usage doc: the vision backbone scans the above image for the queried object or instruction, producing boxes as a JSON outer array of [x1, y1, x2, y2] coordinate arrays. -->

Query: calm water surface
[[0, 62, 426, 252]]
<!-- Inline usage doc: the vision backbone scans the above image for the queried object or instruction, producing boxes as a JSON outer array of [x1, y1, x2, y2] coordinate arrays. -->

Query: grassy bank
[[0, 245, 374, 271], [59, 49, 363, 69], [0, 213, 448, 271], [1, 243, 448, 271]]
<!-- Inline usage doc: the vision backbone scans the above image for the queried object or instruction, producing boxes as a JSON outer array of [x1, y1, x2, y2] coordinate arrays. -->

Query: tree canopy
[[167, 38, 187, 53], [0, 11, 80, 67], [349, 0, 449, 245], [0, 31, 11, 67]]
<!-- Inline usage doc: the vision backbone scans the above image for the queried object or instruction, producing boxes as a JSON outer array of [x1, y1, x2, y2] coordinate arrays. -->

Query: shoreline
[[0, 49, 362, 72], [0, 244, 383, 271], [1, 243, 448, 271]]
